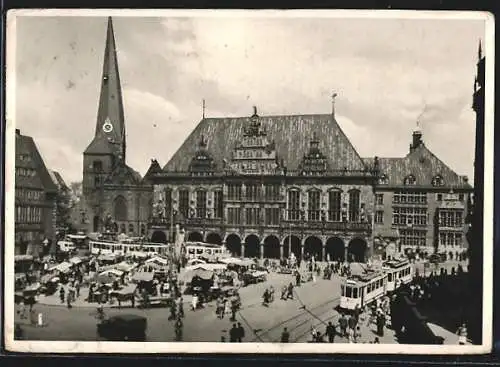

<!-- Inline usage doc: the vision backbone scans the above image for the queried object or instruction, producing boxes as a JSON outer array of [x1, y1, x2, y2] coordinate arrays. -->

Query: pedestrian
[[229, 323, 238, 342], [339, 314, 348, 337], [169, 301, 177, 321], [178, 297, 185, 318], [18, 300, 26, 319], [354, 326, 361, 343], [373, 337, 380, 344], [174, 316, 183, 341], [280, 327, 290, 343], [348, 314, 357, 334], [325, 321, 336, 343], [14, 324, 24, 340], [230, 296, 238, 321], [59, 286, 65, 304], [192, 293, 198, 311], [457, 323, 468, 345], [237, 322, 245, 342], [295, 271, 301, 287], [287, 282, 294, 300], [377, 313, 386, 337], [67, 293, 72, 309], [281, 285, 287, 300]]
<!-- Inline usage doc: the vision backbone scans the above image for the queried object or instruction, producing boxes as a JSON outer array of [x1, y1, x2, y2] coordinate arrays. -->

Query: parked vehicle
[[97, 314, 147, 341]]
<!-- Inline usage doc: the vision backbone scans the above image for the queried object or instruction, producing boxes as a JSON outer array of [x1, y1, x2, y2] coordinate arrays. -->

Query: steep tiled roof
[[104, 162, 143, 186], [363, 143, 471, 189], [84, 136, 116, 155], [16, 132, 57, 193], [49, 170, 69, 191], [163, 114, 367, 173]]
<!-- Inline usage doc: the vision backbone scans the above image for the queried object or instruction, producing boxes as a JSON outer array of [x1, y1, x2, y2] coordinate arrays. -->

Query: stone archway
[[187, 231, 203, 242], [348, 238, 367, 263], [283, 235, 301, 259], [304, 236, 323, 261], [244, 234, 260, 258], [263, 235, 281, 259], [325, 237, 345, 262], [151, 230, 167, 244], [206, 232, 223, 245], [225, 233, 241, 256]]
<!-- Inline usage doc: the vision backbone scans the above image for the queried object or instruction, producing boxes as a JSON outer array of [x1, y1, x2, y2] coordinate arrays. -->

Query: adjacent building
[[14, 129, 58, 255], [81, 17, 153, 236], [466, 41, 485, 345]]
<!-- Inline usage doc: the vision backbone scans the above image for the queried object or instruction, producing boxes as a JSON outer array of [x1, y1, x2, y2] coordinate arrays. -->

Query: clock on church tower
[[103, 117, 114, 133]]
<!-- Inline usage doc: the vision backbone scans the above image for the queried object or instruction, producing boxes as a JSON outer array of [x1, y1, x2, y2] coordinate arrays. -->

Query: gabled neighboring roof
[[104, 162, 143, 186], [15, 132, 57, 193], [143, 159, 162, 183], [49, 170, 69, 191], [84, 136, 116, 155], [163, 114, 367, 173], [363, 143, 471, 189]]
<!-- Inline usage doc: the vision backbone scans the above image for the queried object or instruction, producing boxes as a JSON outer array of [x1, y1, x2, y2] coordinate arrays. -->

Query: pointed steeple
[[91, 16, 126, 162]]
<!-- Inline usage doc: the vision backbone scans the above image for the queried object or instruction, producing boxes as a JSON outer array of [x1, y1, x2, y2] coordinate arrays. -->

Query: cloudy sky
[[13, 13, 485, 184]]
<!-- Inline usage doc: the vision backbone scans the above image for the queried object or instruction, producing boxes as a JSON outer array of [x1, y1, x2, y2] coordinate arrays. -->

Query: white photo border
[[3, 8, 495, 354]]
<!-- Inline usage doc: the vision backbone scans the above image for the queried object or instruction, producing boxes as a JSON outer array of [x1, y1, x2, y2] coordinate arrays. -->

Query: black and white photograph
[[4, 9, 494, 354]]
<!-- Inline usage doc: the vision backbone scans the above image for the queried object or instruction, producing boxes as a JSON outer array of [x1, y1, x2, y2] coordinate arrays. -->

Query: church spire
[[94, 16, 126, 162]]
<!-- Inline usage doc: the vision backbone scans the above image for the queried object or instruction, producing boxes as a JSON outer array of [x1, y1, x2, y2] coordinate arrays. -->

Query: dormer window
[[432, 175, 444, 187], [404, 175, 416, 185], [378, 174, 389, 185], [103, 75, 109, 83]]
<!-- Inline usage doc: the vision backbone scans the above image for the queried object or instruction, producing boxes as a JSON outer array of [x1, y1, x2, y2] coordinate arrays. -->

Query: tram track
[[246, 295, 340, 342]]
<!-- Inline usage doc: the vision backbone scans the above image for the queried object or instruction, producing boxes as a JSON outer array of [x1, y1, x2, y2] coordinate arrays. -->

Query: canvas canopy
[[49, 261, 73, 273], [132, 272, 155, 282], [69, 256, 82, 265], [179, 268, 214, 283], [99, 269, 124, 277]]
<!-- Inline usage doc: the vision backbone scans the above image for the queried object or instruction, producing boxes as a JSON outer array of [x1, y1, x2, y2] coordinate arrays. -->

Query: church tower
[[83, 17, 126, 195]]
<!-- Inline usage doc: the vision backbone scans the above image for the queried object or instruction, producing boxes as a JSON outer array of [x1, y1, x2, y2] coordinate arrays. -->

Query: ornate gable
[[298, 132, 329, 175], [189, 135, 217, 176], [228, 107, 285, 175]]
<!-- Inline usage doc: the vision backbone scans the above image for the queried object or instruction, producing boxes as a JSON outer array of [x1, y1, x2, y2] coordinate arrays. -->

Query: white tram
[[340, 271, 387, 310], [89, 240, 168, 257], [184, 241, 229, 261], [382, 259, 413, 292]]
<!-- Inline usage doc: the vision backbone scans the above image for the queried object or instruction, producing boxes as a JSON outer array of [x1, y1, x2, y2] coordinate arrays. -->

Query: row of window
[[226, 207, 281, 225], [399, 229, 427, 247], [378, 174, 447, 187], [227, 184, 282, 201], [439, 232, 463, 247], [16, 189, 44, 201], [18, 154, 32, 162], [393, 191, 427, 205], [16, 206, 42, 224], [16, 167, 37, 177], [392, 207, 428, 226], [438, 210, 464, 228]]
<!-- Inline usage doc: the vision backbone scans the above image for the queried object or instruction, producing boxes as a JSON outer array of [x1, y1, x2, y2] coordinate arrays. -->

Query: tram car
[[382, 258, 413, 292], [339, 270, 387, 311]]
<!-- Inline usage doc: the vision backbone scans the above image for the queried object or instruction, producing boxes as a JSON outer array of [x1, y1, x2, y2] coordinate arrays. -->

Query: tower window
[[93, 160, 103, 172], [103, 75, 109, 83]]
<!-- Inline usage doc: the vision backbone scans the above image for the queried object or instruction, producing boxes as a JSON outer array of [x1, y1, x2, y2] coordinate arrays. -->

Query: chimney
[[410, 130, 423, 153], [15, 129, 20, 136], [331, 92, 338, 117]]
